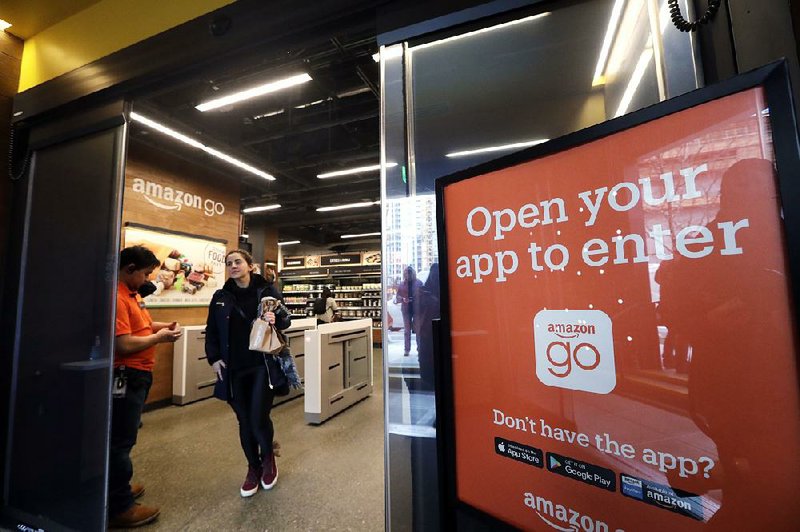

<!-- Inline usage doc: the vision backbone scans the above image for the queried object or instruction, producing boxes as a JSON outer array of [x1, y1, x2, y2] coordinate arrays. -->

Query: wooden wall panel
[[263, 226, 279, 264], [0, 32, 23, 96], [123, 142, 240, 403]]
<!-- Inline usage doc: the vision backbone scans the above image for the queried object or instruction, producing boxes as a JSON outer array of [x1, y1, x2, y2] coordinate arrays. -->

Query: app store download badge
[[533, 309, 616, 394]]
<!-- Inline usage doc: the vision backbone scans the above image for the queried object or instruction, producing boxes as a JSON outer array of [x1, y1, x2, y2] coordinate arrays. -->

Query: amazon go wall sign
[[132, 178, 226, 217]]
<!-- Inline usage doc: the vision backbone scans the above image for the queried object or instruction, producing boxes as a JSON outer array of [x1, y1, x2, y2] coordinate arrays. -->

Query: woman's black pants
[[228, 365, 276, 468]]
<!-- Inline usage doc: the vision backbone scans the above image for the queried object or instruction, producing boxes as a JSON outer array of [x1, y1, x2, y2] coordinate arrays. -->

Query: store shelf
[[282, 276, 383, 324], [283, 290, 320, 294]]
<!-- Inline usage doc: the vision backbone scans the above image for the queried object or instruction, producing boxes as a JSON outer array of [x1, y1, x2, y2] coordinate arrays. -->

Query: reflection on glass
[[441, 86, 800, 529], [406, 0, 699, 191]]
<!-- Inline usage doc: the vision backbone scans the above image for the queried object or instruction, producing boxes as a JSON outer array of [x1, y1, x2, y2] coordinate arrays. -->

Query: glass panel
[[381, 1, 702, 529], [5, 127, 125, 531]]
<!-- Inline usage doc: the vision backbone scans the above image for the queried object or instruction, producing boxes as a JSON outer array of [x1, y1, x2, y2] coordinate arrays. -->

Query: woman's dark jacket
[[205, 274, 291, 400]]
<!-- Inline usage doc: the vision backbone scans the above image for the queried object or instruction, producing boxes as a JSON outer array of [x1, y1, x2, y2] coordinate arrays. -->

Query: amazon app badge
[[533, 309, 616, 394]]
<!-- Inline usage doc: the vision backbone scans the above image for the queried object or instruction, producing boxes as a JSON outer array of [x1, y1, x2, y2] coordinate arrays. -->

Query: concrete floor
[[119, 350, 385, 531]]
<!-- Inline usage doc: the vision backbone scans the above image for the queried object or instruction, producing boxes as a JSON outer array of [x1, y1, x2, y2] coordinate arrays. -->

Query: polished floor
[[119, 349, 385, 531]]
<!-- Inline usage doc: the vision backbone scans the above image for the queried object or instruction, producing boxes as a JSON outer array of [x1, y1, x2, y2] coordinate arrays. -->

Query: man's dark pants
[[108, 367, 152, 516]]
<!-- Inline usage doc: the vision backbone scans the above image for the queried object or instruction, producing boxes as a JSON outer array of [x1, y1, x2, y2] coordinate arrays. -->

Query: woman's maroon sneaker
[[261, 453, 278, 490], [240, 466, 261, 497]]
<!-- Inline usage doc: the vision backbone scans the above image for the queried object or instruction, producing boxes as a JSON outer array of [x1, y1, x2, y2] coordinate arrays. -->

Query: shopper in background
[[314, 286, 339, 324], [265, 265, 282, 292], [396, 266, 423, 356], [109, 246, 183, 528], [416, 263, 440, 393], [205, 249, 291, 497]]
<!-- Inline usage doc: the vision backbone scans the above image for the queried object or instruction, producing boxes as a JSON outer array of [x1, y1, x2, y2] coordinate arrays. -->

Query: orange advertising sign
[[437, 74, 800, 531]]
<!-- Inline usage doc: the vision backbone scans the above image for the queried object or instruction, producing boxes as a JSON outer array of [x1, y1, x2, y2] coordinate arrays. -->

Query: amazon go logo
[[533, 310, 616, 394]]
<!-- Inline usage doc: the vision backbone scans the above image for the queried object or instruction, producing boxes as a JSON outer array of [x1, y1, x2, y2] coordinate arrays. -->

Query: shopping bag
[[249, 298, 286, 354]]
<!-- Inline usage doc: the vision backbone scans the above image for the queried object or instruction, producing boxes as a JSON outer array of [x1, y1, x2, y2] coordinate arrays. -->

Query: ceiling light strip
[[254, 109, 285, 119], [341, 232, 381, 239], [130, 112, 276, 180], [130, 112, 204, 148], [592, 0, 626, 86], [317, 162, 398, 179], [202, 146, 274, 180], [316, 201, 380, 212], [242, 204, 281, 213], [278, 240, 301, 246], [196, 73, 312, 112], [295, 99, 327, 109], [337, 87, 372, 98], [446, 139, 549, 158], [411, 12, 550, 52], [341, 231, 381, 238]]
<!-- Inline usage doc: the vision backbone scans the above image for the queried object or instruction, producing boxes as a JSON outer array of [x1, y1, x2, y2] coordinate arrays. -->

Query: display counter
[[172, 325, 216, 405], [274, 317, 316, 405], [304, 318, 373, 424]]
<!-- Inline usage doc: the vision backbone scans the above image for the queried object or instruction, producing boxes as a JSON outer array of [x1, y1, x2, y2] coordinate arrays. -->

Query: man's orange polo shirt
[[115, 281, 156, 372]]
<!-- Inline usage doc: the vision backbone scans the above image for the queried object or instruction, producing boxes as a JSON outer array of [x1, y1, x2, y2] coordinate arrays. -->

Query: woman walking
[[205, 249, 291, 497]]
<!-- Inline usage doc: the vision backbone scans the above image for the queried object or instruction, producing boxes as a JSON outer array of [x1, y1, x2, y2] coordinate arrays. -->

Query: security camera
[[209, 14, 232, 37]]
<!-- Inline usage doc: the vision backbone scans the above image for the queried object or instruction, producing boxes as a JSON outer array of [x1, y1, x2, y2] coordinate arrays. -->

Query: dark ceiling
[[131, 17, 382, 248]]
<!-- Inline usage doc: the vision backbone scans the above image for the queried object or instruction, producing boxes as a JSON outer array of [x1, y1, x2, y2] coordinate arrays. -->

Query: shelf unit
[[280, 271, 382, 342]]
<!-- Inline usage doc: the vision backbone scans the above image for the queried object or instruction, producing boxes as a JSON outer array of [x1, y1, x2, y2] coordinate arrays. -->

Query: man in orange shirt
[[109, 246, 182, 528]]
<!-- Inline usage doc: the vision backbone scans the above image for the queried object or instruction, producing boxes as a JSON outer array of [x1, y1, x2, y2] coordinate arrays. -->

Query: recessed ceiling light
[[196, 73, 312, 112], [278, 240, 300, 246], [0, 20, 12, 31], [341, 232, 381, 239], [242, 204, 281, 213], [317, 162, 398, 178], [446, 139, 549, 158], [316, 201, 380, 212], [130, 112, 276, 180]]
